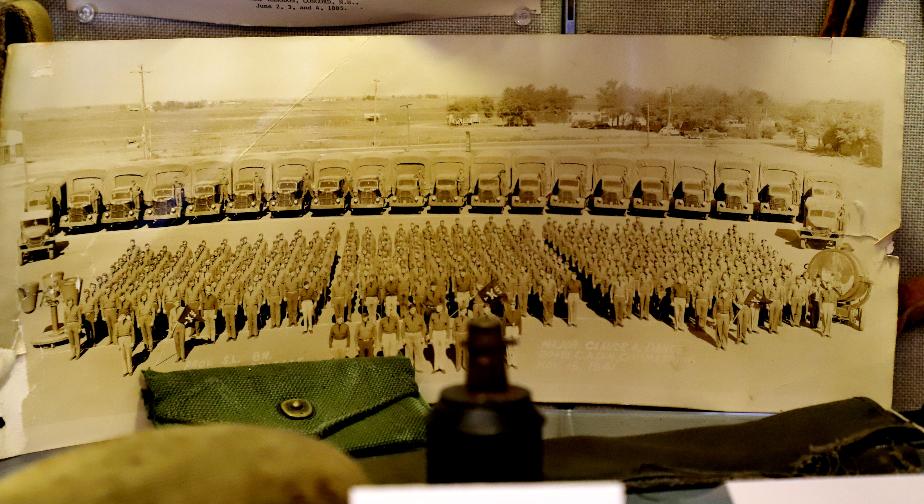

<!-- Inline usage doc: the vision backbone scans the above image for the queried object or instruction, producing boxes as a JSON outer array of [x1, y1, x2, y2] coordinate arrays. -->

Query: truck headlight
[[211, 203, 217, 210], [86, 214, 93, 221], [251, 200, 256, 207], [718, 201, 726, 209], [551, 195, 558, 202], [376, 197, 381, 203], [676, 200, 684, 207], [104, 212, 110, 218], [271, 200, 276, 206], [63, 215, 69, 222], [761, 203, 769, 211], [171, 207, 178, 214], [336, 197, 342, 204], [129, 210, 135, 217]]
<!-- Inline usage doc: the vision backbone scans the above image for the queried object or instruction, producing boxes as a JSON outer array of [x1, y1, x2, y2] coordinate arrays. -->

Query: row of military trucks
[[19, 150, 847, 263]]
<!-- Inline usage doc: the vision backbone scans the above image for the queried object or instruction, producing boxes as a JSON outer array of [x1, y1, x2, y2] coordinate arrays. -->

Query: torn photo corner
[[0, 35, 906, 458], [64, 0, 542, 27]]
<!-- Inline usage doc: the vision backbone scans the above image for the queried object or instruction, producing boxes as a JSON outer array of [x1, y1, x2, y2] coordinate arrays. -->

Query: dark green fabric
[[143, 357, 429, 455]]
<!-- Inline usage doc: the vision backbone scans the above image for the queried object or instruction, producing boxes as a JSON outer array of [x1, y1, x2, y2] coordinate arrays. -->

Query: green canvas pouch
[[142, 357, 429, 456]]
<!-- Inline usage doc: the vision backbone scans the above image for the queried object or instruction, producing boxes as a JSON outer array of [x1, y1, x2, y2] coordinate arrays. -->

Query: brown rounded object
[[0, 424, 368, 504]]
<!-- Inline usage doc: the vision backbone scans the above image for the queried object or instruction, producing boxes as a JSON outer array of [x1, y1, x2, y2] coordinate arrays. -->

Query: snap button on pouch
[[279, 398, 314, 419]]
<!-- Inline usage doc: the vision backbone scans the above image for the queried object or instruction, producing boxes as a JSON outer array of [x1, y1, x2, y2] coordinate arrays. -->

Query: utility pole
[[646, 101, 651, 148], [372, 79, 380, 147], [666, 86, 673, 130], [131, 65, 152, 159], [399, 103, 412, 150]]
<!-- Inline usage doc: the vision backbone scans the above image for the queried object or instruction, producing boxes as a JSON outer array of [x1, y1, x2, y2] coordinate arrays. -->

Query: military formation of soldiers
[[57, 216, 849, 375], [65, 227, 338, 375], [544, 218, 846, 348]]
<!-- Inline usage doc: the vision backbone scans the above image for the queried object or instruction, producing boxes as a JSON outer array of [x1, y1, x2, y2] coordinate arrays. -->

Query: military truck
[[390, 152, 430, 211], [311, 154, 353, 212], [756, 163, 803, 221], [799, 173, 845, 249], [351, 154, 392, 211], [186, 160, 228, 219], [671, 160, 713, 216], [20, 178, 64, 264], [714, 159, 758, 219], [226, 157, 271, 218], [428, 151, 470, 209], [510, 150, 552, 211], [550, 151, 592, 211], [61, 169, 105, 232], [270, 156, 312, 215], [144, 164, 190, 223], [631, 159, 673, 215], [102, 166, 148, 225], [470, 151, 511, 210], [590, 153, 635, 212]]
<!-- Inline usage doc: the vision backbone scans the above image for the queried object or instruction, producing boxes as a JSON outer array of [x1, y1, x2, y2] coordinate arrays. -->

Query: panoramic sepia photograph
[[0, 35, 904, 457]]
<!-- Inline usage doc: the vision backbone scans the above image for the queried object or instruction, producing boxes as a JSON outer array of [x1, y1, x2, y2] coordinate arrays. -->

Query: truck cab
[[631, 159, 672, 215], [144, 164, 189, 223], [799, 174, 845, 248], [671, 160, 713, 216], [591, 153, 634, 212], [186, 160, 227, 219], [312, 154, 353, 212], [550, 151, 592, 211], [470, 151, 511, 209], [102, 166, 148, 225], [714, 159, 758, 219], [20, 210, 56, 264], [390, 153, 429, 211], [757, 164, 802, 221], [61, 169, 106, 232], [227, 157, 271, 217], [271, 156, 312, 215], [351, 155, 391, 211], [511, 150, 552, 210], [428, 152, 469, 209]]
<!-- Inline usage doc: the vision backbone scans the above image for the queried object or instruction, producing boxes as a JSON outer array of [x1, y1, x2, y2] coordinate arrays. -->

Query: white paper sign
[[727, 474, 924, 504], [350, 482, 626, 504], [66, 0, 542, 27]]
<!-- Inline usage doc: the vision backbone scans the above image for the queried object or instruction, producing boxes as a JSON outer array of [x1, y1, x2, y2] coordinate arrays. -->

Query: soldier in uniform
[[713, 291, 732, 350], [819, 280, 840, 338], [115, 308, 136, 376], [265, 278, 283, 329], [284, 277, 301, 327], [135, 291, 157, 351], [565, 272, 582, 327], [89, 183, 101, 215], [63, 298, 82, 360], [503, 299, 522, 369], [329, 315, 352, 359], [766, 279, 783, 334], [243, 285, 262, 338], [300, 279, 316, 334], [101, 286, 119, 345], [356, 313, 377, 358], [638, 272, 654, 320], [220, 284, 239, 340], [379, 309, 402, 357], [452, 306, 471, 371], [201, 285, 219, 342], [610, 275, 630, 327], [429, 303, 453, 373], [403, 305, 428, 373], [790, 276, 809, 327], [734, 279, 753, 343], [671, 275, 690, 331]]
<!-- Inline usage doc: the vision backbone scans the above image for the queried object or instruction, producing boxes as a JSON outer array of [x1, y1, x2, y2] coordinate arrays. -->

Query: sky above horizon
[[1, 35, 903, 114]]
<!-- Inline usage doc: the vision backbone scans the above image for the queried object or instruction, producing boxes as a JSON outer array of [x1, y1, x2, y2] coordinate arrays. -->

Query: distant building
[[1, 130, 24, 165]]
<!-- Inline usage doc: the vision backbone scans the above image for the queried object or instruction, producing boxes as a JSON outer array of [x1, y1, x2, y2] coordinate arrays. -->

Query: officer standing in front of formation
[[403, 305, 427, 373], [379, 309, 402, 357], [329, 315, 351, 359], [170, 303, 187, 361], [429, 303, 452, 373], [221, 284, 239, 340], [452, 306, 471, 372], [115, 308, 135, 376], [244, 285, 261, 338], [63, 298, 82, 360], [135, 291, 156, 352], [356, 313, 377, 358], [503, 298, 522, 369], [200, 285, 218, 342], [565, 272, 582, 327], [713, 291, 732, 350]]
